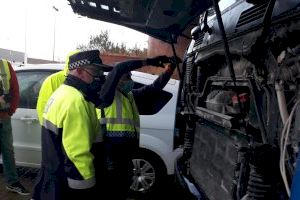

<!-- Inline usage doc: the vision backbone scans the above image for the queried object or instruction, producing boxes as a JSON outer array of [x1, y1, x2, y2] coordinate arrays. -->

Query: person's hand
[[168, 56, 182, 70], [146, 56, 170, 67], [0, 95, 5, 104]]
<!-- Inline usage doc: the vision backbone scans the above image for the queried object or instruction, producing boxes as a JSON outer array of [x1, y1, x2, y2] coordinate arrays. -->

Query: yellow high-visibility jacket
[[36, 70, 67, 124], [42, 84, 99, 189], [0, 59, 11, 111], [100, 90, 140, 139], [36, 50, 78, 124]]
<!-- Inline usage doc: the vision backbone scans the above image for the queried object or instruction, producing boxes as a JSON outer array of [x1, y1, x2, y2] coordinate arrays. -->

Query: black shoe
[[6, 181, 30, 196]]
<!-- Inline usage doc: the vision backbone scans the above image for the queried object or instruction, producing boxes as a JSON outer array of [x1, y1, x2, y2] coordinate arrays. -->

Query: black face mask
[[87, 76, 106, 94], [84, 77, 106, 107], [65, 74, 105, 107]]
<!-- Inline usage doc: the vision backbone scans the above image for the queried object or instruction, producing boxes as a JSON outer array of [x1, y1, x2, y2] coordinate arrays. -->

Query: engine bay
[[178, 0, 300, 199]]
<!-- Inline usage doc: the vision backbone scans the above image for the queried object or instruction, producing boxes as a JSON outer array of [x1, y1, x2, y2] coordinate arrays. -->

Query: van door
[[11, 70, 55, 167]]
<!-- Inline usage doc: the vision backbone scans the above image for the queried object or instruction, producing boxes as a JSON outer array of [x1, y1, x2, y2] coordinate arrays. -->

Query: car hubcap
[[130, 158, 155, 192]]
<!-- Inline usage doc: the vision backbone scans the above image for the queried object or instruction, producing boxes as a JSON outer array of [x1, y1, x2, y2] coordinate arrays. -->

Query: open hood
[[68, 0, 212, 43]]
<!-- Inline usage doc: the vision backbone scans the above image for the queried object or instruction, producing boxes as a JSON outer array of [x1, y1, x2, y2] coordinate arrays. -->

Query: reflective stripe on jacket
[[100, 90, 140, 139], [0, 59, 11, 111], [42, 84, 98, 189]]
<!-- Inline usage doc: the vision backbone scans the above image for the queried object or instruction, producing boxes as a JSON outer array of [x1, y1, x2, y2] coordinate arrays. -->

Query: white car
[[9, 63, 182, 195]]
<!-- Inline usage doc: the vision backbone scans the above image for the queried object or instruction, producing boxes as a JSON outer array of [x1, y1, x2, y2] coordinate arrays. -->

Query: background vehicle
[[67, 0, 300, 199], [5, 64, 182, 195]]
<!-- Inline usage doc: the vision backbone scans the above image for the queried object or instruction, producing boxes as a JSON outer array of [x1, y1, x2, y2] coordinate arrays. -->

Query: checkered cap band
[[69, 59, 91, 70], [68, 49, 112, 71]]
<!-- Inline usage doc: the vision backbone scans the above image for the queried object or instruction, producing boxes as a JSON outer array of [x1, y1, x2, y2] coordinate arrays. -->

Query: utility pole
[[24, 6, 28, 65], [52, 6, 59, 61]]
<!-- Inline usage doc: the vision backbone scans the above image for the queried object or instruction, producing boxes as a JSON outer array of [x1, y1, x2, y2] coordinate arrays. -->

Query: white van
[[8, 64, 182, 195]]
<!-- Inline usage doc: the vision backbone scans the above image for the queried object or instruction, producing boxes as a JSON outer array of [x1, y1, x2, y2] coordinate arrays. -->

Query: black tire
[[129, 149, 167, 197]]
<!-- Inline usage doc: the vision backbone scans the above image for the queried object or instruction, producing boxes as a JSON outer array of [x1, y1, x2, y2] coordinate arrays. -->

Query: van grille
[[194, 32, 205, 48], [236, 2, 268, 29]]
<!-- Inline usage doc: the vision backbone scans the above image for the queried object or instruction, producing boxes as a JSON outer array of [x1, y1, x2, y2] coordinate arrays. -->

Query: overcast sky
[[0, 0, 148, 62]]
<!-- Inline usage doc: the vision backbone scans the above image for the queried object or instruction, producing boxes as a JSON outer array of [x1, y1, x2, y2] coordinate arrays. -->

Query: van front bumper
[[174, 157, 206, 200]]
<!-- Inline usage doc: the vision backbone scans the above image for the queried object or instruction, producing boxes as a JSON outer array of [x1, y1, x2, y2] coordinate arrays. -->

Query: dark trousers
[[0, 117, 18, 185], [102, 137, 138, 200], [32, 166, 98, 200]]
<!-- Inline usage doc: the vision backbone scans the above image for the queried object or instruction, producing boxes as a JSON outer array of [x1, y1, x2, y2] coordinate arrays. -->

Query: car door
[[11, 69, 57, 167]]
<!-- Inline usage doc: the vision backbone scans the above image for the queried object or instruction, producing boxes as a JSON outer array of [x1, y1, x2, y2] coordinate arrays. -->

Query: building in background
[[0, 48, 146, 67], [100, 53, 142, 65], [146, 36, 190, 79], [0, 48, 60, 65], [0, 48, 24, 63]]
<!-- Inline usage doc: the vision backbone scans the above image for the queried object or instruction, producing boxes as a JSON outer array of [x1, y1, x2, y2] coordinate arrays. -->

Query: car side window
[[16, 70, 55, 109], [133, 82, 173, 115]]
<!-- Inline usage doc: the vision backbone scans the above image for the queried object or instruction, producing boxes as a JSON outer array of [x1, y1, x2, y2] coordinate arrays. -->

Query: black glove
[[146, 56, 170, 67], [169, 56, 182, 70]]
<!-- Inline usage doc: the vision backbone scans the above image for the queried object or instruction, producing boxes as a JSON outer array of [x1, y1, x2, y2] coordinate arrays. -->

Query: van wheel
[[130, 150, 166, 196]]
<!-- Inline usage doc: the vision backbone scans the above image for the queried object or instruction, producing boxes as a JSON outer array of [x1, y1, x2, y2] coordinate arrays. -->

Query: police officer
[[99, 56, 180, 199], [32, 50, 113, 200]]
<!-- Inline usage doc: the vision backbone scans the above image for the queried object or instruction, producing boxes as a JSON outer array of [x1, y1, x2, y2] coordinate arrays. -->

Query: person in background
[[0, 59, 30, 196], [99, 56, 181, 199], [36, 50, 79, 124]]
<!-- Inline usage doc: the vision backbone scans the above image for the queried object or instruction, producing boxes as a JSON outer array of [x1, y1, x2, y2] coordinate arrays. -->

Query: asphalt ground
[[0, 166, 189, 200], [0, 166, 38, 200]]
